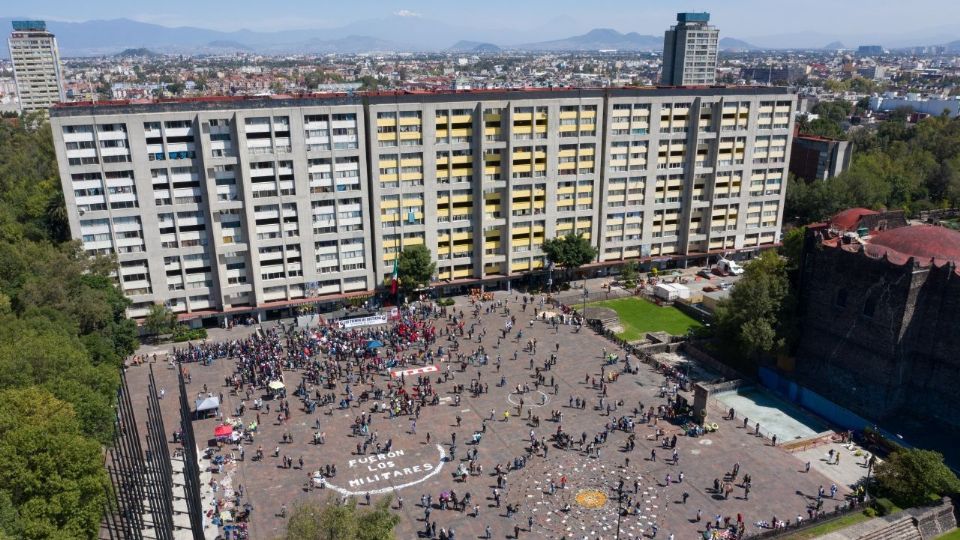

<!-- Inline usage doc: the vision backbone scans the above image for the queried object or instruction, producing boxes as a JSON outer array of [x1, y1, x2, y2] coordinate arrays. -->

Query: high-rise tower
[[8, 20, 65, 114], [662, 13, 719, 86]]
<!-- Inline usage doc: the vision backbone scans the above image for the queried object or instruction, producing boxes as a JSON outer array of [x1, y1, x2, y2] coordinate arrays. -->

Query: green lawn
[[591, 297, 701, 341], [936, 529, 960, 540], [779, 511, 872, 540]]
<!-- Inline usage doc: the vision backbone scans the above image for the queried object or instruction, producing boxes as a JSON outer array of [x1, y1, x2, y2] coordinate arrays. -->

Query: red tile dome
[[865, 225, 960, 267]]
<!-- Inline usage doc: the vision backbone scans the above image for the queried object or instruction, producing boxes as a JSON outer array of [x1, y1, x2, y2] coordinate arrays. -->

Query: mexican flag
[[390, 257, 400, 295]]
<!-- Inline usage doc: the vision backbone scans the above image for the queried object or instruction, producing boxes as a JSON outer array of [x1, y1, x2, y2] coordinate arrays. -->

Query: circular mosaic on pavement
[[575, 489, 608, 509]]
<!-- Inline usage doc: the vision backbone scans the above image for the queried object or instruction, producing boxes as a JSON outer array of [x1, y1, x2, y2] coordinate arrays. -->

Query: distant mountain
[[515, 28, 662, 51], [448, 41, 501, 53], [719, 37, 760, 51], [945, 40, 960, 53], [206, 40, 253, 51], [302, 35, 405, 54], [114, 47, 160, 58], [822, 41, 846, 50]]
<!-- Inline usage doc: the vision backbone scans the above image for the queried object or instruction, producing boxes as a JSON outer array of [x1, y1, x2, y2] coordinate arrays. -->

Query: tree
[[619, 261, 638, 287], [284, 497, 400, 540], [144, 303, 178, 337], [396, 245, 436, 292], [713, 251, 793, 365], [873, 449, 960, 508], [0, 387, 108, 539], [541, 233, 598, 282]]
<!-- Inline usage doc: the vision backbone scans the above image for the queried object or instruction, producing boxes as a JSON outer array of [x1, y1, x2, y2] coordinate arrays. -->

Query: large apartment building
[[7, 20, 64, 114], [50, 87, 795, 323]]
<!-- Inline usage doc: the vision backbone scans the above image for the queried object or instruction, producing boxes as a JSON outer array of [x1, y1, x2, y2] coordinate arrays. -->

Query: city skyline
[[4, 0, 960, 49]]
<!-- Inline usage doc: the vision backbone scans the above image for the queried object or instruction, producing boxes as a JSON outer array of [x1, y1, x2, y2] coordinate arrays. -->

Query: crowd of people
[[159, 291, 855, 540]]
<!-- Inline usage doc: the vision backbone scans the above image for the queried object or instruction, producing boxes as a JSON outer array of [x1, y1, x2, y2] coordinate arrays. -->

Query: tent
[[268, 380, 285, 391], [195, 395, 220, 413], [214, 424, 233, 439], [366, 339, 384, 350]]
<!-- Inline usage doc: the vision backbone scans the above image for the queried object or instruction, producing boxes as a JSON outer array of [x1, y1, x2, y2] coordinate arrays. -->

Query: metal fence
[[177, 364, 207, 539], [100, 366, 177, 540]]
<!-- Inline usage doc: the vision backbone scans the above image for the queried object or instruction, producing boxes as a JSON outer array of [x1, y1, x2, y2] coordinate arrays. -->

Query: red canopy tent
[[214, 424, 233, 439]]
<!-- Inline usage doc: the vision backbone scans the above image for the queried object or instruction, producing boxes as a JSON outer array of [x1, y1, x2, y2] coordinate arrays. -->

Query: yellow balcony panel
[[534, 125, 547, 133], [451, 114, 472, 123], [402, 237, 425, 246], [437, 245, 451, 254], [377, 118, 397, 127], [437, 195, 450, 204], [379, 158, 398, 167], [384, 251, 398, 261], [451, 128, 471, 137], [379, 174, 398, 182], [452, 195, 472, 204], [513, 125, 532, 134], [512, 225, 531, 235], [483, 166, 501, 175], [436, 156, 449, 165], [399, 117, 422, 126], [381, 213, 400, 222], [381, 198, 400, 209], [534, 112, 548, 121], [435, 115, 449, 124], [378, 132, 396, 141], [532, 260, 544, 270], [608, 195, 626, 203], [532, 202, 546, 210], [558, 149, 576, 158], [514, 113, 533, 121], [400, 158, 422, 167], [435, 129, 449, 139], [399, 132, 422, 141], [512, 164, 532, 173], [452, 232, 471, 242], [483, 113, 501, 121], [557, 186, 576, 195], [560, 111, 578, 119], [579, 160, 595, 168], [513, 150, 532, 160], [513, 188, 532, 197], [400, 172, 424, 181], [511, 262, 529, 272], [484, 127, 502, 136], [436, 169, 450, 179], [581, 110, 597, 118]]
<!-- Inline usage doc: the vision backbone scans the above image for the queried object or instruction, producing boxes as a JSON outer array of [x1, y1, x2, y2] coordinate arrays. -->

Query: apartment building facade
[[662, 13, 720, 86], [7, 20, 64, 114], [50, 87, 794, 323]]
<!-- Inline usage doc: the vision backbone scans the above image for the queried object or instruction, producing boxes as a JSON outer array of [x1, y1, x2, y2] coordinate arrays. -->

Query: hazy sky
[[9, 0, 960, 39]]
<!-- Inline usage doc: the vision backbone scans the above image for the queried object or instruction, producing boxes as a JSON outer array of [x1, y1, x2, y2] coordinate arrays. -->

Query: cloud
[[393, 9, 422, 18]]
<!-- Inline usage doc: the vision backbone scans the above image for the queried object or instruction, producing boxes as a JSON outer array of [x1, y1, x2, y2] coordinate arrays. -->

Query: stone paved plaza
[[127, 290, 862, 539]]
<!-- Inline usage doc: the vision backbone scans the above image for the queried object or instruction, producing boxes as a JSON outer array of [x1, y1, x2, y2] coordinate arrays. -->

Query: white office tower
[[662, 13, 719, 86], [7, 20, 65, 114]]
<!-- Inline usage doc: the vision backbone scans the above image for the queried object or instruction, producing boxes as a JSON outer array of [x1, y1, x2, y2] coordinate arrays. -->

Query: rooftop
[[50, 85, 792, 117], [864, 225, 960, 267], [829, 207, 878, 232]]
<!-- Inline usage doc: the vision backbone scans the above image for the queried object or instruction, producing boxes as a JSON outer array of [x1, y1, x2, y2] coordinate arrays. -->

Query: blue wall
[[758, 367, 906, 444]]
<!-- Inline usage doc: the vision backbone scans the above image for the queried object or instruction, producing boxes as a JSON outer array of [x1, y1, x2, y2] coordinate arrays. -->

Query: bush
[[172, 325, 207, 342], [436, 298, 455, 307], [623, 280, 636, 289], [874, 498, 897, 516], [863, 507, 877, 518]]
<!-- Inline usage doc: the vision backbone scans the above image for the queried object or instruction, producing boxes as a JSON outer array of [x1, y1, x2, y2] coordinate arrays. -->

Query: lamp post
[[582, 287, 589, 314], [615, 476, 625, 540]]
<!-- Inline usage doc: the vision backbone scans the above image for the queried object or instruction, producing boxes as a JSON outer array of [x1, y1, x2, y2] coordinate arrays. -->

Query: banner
[[336, 313, 388, 329]]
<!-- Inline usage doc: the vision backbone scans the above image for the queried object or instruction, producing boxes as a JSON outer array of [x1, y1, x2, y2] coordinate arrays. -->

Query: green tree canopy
[[144, 303, 178, 337], [714, 251, 794, 365], [284, 497, 400, 540], [0, 387, 108, 539], [873, 449, 960, 508], [396, 244, 436, 292], [541, 233, 598, 278]]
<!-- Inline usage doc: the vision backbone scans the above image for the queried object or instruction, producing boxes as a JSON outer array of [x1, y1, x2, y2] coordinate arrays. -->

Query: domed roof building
[[793, 210, 960, 459]]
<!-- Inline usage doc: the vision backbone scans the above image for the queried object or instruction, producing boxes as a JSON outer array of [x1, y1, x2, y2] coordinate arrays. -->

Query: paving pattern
[[126, 290, 862, 539]]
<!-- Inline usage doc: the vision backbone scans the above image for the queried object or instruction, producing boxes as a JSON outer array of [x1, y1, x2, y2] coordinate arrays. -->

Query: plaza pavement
[[126, 288, 859, 540]]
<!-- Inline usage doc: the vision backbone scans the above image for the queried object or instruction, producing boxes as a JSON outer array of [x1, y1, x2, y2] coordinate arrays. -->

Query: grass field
[[936, 529, 960, 540], [591, 297, 701, 341], [778, 511, 872, 540]]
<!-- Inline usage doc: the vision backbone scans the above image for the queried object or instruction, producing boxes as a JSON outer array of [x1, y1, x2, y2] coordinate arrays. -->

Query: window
[[835, 289, 848, 308]]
